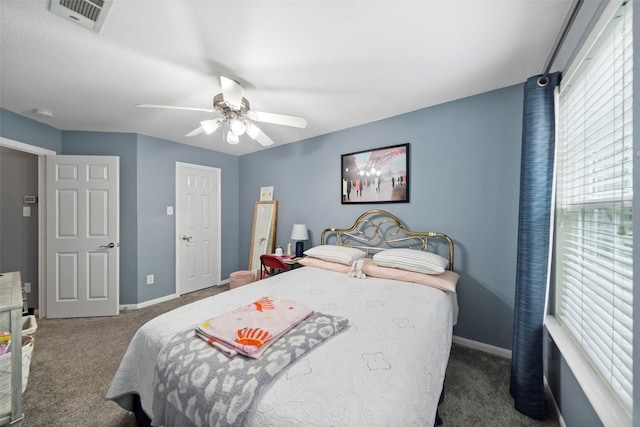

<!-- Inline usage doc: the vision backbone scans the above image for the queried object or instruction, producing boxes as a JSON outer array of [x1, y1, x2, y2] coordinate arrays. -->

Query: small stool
[[230, 270, 256, 289]]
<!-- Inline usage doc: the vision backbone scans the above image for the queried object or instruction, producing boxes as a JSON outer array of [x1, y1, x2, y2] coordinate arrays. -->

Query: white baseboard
[[119, 282, 229, 311], [452, 335, 512, 359], [120, 292, 179, 310]]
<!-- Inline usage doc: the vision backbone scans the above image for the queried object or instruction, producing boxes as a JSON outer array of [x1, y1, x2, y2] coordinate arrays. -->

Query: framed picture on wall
[[341, 143, 410, 204]]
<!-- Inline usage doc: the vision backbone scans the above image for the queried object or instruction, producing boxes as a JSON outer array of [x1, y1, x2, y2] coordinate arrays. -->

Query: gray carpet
[[19, 286, 560, 426], [440, 345, 559, 426]]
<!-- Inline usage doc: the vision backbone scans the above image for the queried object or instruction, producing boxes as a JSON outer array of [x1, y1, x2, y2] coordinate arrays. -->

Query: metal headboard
[[320, 209, 455, 271]]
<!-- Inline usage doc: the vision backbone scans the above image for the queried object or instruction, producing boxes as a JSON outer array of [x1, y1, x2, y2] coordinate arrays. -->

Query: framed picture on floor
[[260, 186, 274, 201], [341, 143, 409, 204]]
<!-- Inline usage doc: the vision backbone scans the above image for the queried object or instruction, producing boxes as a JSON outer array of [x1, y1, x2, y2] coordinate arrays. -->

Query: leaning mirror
[[248, 200, 278, 276]]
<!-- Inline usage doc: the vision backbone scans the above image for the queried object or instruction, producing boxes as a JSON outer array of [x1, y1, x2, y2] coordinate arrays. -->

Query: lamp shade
[[226, 130, 240, 144], [291, 224, 309, 240], [229, 118, 246, 135], [201, 119, 221, 135]]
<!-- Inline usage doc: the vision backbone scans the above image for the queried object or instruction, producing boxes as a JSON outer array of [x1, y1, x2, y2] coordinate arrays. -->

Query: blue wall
[[240, 83, 524, 350], [0, 117, 242, 306], [0, 109, 62, 151], [61, 132, 240, 304], [545, 330, 603, 427], [135, 134, 240, 302]]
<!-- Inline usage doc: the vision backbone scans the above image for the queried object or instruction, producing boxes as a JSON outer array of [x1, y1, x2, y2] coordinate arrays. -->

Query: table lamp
[[291, 224, 309, 258]]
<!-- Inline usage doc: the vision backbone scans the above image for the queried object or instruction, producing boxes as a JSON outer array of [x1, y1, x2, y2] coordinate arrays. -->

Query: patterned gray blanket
[[151, 312, 349, 427]]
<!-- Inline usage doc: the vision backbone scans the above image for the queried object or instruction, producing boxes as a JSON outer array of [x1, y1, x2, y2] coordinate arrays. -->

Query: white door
[[176, 162, 220, 294], [46, 155, 119, 318]]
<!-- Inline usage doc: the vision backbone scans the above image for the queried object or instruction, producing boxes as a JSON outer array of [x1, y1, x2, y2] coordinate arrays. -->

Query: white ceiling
[[0, 0, 574, 156]]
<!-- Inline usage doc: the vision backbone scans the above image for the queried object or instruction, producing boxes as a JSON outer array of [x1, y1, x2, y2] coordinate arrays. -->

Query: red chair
[[260, 254, 289, 279]]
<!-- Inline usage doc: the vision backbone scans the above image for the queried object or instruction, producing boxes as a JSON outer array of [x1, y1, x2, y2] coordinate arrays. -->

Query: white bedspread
[[106, 266, 457, 426]]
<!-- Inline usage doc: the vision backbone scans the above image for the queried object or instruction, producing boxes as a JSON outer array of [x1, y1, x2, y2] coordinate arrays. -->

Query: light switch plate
[[167, 206, 174, 216]]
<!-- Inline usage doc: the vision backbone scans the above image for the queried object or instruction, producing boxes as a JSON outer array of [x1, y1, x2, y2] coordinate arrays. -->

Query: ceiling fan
[[136, 76, 307, 146]]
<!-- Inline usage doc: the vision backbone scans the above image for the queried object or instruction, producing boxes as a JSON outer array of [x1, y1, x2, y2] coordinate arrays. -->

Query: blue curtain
[[510, 72, 560, 419]]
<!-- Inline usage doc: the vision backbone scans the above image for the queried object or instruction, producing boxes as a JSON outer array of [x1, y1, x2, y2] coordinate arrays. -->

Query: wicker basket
[[22, 315, 37, 339], [0, 335, 34, 416]]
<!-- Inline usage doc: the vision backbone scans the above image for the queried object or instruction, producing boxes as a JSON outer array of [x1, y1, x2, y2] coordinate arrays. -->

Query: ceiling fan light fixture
[[229, 118, 245, 136], [138, 76, 306, 147], [201, 119, 220, 135], [226, 130, 240, 144], [32, 108, 54, 118]]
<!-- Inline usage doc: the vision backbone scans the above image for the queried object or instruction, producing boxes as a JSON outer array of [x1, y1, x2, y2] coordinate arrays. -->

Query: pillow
[[298, 256, 352, 273], [303, 245, 366, 265], [361, 258, 459, 292], [372, 248, 448, 274]]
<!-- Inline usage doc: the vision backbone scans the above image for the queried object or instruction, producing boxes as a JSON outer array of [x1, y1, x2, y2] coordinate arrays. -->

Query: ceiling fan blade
[[220, 76, 244, 110], [247, 110, 307, 128], [185, 126, 204, 137], [255, 131, 275, 147], [136, 103, 215, 113], [244, 120, 260, 139], [244, 120, 274, 146]]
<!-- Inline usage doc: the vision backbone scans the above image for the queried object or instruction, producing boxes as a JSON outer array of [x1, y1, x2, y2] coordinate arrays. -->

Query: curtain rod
[[538, 0, 584, 86]]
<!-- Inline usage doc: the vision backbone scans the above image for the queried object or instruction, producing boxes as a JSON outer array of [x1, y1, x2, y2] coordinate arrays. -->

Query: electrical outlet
[[146, 274, 154, 285], [24, 283, 31, 293]]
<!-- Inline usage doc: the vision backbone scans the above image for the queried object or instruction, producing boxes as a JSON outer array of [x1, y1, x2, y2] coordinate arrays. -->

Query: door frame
[[0, 137, 56, 318], [175, 161, 222, 295]]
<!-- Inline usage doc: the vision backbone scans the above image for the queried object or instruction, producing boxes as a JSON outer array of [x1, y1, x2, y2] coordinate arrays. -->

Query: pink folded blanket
[[195, 297, 314, 358]]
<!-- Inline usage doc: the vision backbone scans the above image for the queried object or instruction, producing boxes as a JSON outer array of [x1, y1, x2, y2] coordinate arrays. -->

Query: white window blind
[[555, 0, 633, 416]]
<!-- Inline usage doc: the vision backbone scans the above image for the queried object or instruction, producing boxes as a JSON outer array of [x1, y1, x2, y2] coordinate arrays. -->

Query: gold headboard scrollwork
[[321, 209, 455, 271]]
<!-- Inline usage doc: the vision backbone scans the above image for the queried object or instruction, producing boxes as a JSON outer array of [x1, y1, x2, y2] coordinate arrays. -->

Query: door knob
[[100, 242, 115, 249], [182, 235, 192, 242]]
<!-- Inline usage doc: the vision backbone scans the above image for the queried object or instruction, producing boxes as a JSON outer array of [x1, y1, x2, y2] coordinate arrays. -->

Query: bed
[[106, 209, 459, 426]]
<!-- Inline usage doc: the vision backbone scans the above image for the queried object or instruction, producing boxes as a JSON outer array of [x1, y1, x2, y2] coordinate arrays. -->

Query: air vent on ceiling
[[48, 0, 113, 33]]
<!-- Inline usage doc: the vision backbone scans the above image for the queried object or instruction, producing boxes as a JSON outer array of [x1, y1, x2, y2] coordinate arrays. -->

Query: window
[[554, 0, 633, 421]]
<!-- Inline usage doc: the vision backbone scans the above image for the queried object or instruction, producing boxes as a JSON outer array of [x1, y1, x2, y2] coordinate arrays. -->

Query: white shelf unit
[[0, 272, 24, 426]]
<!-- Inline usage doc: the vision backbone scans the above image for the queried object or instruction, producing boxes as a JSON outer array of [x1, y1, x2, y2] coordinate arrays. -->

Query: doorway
[[0, 146, 38, 311], [0, 137, 55, 317]]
